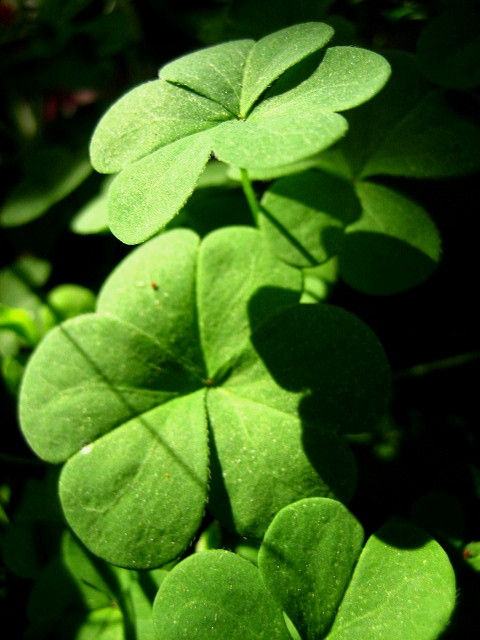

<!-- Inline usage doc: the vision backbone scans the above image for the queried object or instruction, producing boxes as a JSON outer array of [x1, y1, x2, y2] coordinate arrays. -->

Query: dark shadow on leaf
[[265, 170, 360, 227], [261, 49, 328, 103], [340, 231, 438, 295], [247, 281, 300, 333], [259, 170, 361, 267], [206, 416, 236, 533], [248, 291, 391, 434], [374, 517, 433, 550], [260, 204, 320, 267]]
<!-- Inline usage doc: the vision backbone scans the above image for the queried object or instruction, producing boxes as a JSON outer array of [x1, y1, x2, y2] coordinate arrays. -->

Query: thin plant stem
[[240, 168, 261, 226]]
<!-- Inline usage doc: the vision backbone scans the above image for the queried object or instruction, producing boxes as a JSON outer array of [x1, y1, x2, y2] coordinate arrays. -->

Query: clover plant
[[5, 15, 468, 639]]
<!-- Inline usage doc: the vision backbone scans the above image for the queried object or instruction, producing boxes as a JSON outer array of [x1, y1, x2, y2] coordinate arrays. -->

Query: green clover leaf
[[89, 23, 390, 244], [19, 227, 390, 568]]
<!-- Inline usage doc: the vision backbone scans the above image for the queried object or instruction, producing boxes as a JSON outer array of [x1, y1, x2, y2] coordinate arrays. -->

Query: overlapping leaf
[[20, 227, 390, 568], [316, 51, 480, 179], [151, 498, 456, 640], [259, 498, 456, 640], [260, 170, 441, 294], [89, 22, 391, 244]]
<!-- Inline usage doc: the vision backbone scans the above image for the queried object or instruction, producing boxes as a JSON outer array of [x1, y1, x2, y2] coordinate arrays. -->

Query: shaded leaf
[[339, 181, 441, 295], [260, 170, 361, 267], [249, 303, 391, 434], [0, 146, 92, 227], [416, 6, 480, 89], [316, 51, 480, 179], [206, 390, 357, 537]]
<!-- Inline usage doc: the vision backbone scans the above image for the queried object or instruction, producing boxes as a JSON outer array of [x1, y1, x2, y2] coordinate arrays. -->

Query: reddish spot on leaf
[[150, 282, 159, 290], [463, 549, 473, 559]]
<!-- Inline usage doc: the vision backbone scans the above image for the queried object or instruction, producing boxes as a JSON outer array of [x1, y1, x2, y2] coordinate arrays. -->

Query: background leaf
[[416, 6, 480, 89], [0, 146, 91, 227], [316, 52, 480, 179], [339, 181, 441, 295], [260, 170, 361, 267]]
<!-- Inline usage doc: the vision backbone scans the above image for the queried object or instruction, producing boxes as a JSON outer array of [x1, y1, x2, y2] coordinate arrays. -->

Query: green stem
[[394, 350, 480, 380], [240, 168, 261, 226]]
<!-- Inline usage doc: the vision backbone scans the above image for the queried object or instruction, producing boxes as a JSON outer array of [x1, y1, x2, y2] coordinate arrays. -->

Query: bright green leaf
[[20, 313, 203, 463], [20, 227, 390, 566], [89, 80, 231, 174], [90, 24, 391, 240], [60, 392, 209, 568], [107, 133, 213, 243], [160, 39, 254, 115], [266, 46, 391, 113], [327, 521, 456, 640], [212, 99, 348, 169], [258, 498, 364, 639], [239, 22, 334, 116], [0, 304, 41, 346], [152, 550, 291, 639]]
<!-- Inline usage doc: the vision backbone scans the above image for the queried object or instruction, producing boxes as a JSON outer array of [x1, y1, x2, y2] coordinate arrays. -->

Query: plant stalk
[[240, 168, 261, 226]]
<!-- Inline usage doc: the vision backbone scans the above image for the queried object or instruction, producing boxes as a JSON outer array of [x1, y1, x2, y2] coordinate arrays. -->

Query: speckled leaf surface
[[20, 227, 390, 567], [153, 550, 291, 639], [89, 23, 391, 243]]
